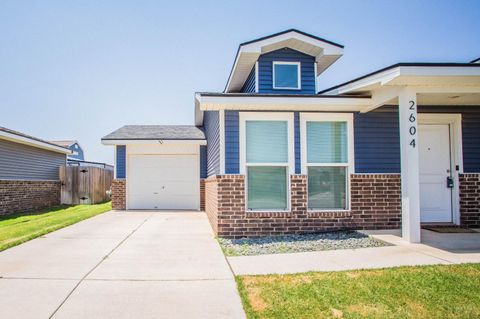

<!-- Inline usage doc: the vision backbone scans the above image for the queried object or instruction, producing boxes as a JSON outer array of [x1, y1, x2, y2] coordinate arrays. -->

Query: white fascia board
[[102, 139, 207, 146], [241, 31, 343, 56], [0, 131, 72, 154], [198, 95, 371, 112], [331, 66, 480, 95]]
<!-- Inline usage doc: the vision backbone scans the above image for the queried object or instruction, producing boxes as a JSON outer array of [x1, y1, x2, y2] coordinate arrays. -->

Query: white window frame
[[240, 112, 295, 212], [272, 61, 301, 90], [300, 113, 355, 212]]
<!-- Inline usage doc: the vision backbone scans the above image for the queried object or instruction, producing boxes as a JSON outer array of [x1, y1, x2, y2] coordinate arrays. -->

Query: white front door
[[128, 154, 200, 210], [419, 124, 453, 223]]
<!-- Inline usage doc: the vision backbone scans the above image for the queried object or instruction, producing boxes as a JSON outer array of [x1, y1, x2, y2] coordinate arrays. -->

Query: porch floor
[[227, 229, 480, 275]]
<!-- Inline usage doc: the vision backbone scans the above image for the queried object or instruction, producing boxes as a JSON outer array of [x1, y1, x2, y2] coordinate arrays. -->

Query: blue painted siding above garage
[[116, 145, 126, 178], [225, 110, 240, 174], [203, 111, 220, 176], [258, 48, 316, 94], [240, 67, 256, 93]]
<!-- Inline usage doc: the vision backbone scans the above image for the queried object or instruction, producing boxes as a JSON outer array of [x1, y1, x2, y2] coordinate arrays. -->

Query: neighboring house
[[0, 126, 71, 215], [51, 140, 85, 160], [472, 57, 480, 64], [103, 29, 480, 243]]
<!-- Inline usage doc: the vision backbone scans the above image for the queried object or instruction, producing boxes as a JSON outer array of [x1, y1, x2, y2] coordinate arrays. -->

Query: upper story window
[[273, 61, 301, 90]]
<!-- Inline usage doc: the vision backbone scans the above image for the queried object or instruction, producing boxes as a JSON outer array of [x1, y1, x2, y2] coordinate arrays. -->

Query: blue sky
[[1, 0, 479, 164]]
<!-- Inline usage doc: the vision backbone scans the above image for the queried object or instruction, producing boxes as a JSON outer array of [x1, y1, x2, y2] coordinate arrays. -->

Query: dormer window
[[273, 61, 301, 90]]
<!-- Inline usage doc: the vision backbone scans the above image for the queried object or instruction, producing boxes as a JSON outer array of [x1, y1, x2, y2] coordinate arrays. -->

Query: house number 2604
[[408, 100, 416, 148]]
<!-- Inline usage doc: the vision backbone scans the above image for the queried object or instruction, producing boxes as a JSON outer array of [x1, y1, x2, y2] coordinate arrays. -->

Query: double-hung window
[[240, 113, 294, 211], [273, 61, 301, 90], [301, 113, 354, 211]]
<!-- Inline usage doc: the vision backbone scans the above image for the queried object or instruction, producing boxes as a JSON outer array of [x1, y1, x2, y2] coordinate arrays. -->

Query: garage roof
[[102, 125, 205, 141]]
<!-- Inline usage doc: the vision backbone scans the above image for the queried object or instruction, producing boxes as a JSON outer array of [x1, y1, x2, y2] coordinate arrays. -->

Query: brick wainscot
[[111, 179, 126, 210], [459, 173, 480, 228], [0, 180, 61, 216], [205, 174, 402, 238]]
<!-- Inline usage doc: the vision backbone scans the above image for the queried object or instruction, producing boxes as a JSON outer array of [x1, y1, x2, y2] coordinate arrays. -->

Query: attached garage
[[102, 125, 206, 211]]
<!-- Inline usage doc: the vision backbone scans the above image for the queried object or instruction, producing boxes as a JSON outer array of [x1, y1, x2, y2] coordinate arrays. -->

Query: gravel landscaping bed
[[218, 231, 389, 256]]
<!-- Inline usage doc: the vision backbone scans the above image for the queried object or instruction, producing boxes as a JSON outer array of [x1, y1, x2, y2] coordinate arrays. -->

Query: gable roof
[[102, 125, 205, 141], [0, 126, 72, 154], [50, 140, 79, 148], [225, 29, 344, 93], [471, 57, 480, 64], [318, 62, 480, 95]]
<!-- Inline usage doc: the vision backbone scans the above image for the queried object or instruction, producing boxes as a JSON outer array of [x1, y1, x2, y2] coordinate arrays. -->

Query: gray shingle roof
[[102, 125, 205, 140], [0, 126, 71, 151]]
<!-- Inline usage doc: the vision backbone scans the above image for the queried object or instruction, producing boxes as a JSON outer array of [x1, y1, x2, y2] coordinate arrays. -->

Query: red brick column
[[0, 180, 61, 216], [111, 179, 126, 210], [206, 174, 402, 238], [460, 173, 480, 228]]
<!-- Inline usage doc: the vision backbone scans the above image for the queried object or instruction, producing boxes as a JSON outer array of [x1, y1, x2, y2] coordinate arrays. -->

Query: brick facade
[[205, 174, 402, 238], [459, 173, 480, 228], [0, 180, 60, 216], [111, 179, 126, 210]]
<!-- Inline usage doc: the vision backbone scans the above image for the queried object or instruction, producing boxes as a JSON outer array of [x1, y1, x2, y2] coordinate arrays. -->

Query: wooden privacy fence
[[60, 166, 113, 204]]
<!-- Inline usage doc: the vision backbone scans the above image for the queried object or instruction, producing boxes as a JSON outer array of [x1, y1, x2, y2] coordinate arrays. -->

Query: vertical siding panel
[[200, 145, 207, 178], [0, 139, 66, 180], [225, 110, 240, 173], [294, 112, 301, 174], [203, 111, 220, 176], [258, 48, 316, 94], [116, 145, 126, 178]]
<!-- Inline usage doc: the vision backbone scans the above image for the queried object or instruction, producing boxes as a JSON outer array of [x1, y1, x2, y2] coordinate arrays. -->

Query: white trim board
[[418, 113, 463, 225], [0, 131, 72, 154], [272, 61, 301, 90]]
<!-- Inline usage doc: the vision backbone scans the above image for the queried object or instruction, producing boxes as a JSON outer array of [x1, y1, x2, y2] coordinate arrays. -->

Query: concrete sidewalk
[[0, 211, 245, 319], [228, 229, 480, 275]]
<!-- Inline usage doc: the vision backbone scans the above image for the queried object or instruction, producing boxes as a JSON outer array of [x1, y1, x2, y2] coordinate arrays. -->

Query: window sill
[[245, 211, 292, 218], [307, 210, 352, 218]]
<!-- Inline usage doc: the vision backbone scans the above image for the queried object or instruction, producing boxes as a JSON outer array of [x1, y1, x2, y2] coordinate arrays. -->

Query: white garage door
[[127, 154, 199, 210]]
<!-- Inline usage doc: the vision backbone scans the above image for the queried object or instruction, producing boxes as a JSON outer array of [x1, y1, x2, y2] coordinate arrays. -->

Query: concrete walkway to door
[[0, 211, 246, 319]]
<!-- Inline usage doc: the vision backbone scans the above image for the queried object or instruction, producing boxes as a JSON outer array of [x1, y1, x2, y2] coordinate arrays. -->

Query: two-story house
[[102, 29, 480, 243]]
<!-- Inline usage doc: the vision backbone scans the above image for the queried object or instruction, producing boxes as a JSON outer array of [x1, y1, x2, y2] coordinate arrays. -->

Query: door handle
[[446, 177, 454, 188]]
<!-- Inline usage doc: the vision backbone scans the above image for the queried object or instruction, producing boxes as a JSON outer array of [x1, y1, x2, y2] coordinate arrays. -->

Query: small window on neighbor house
[[273, 61, 301, 90], [74, 144, 78, 149]]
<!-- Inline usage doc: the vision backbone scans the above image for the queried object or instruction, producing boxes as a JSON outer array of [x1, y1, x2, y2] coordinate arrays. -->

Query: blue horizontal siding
[[200, 145, 207, 178], [203, 111, 220, 176], [419, 105, 480, 173], [354, 109, 400, 173], [258, 48, 316, 94], [355, 105, 480, 173], [225, 110, 240, 174], [116, 145, 126, 178], [240, 67, 256, 93]]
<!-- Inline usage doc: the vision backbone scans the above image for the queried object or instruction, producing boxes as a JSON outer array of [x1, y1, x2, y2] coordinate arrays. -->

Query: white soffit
[[225, 30, 344, 93], [328, 65, 480, 95]]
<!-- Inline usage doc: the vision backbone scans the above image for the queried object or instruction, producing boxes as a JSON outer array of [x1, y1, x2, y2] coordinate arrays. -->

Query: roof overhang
[[195, 93, 371, 125], [101, 139, 207, 146], [225, 29, 344, 93], [321, 64, 480, 95], [0, 130, 72, 154]]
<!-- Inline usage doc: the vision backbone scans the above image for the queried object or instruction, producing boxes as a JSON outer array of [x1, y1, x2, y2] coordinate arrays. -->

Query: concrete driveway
[[0, 211, 246, 319]]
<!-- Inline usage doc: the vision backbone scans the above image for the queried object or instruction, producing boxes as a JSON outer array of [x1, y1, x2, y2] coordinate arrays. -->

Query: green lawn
[[236, 264, 480, 319], [0, 202, 111, 251]]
